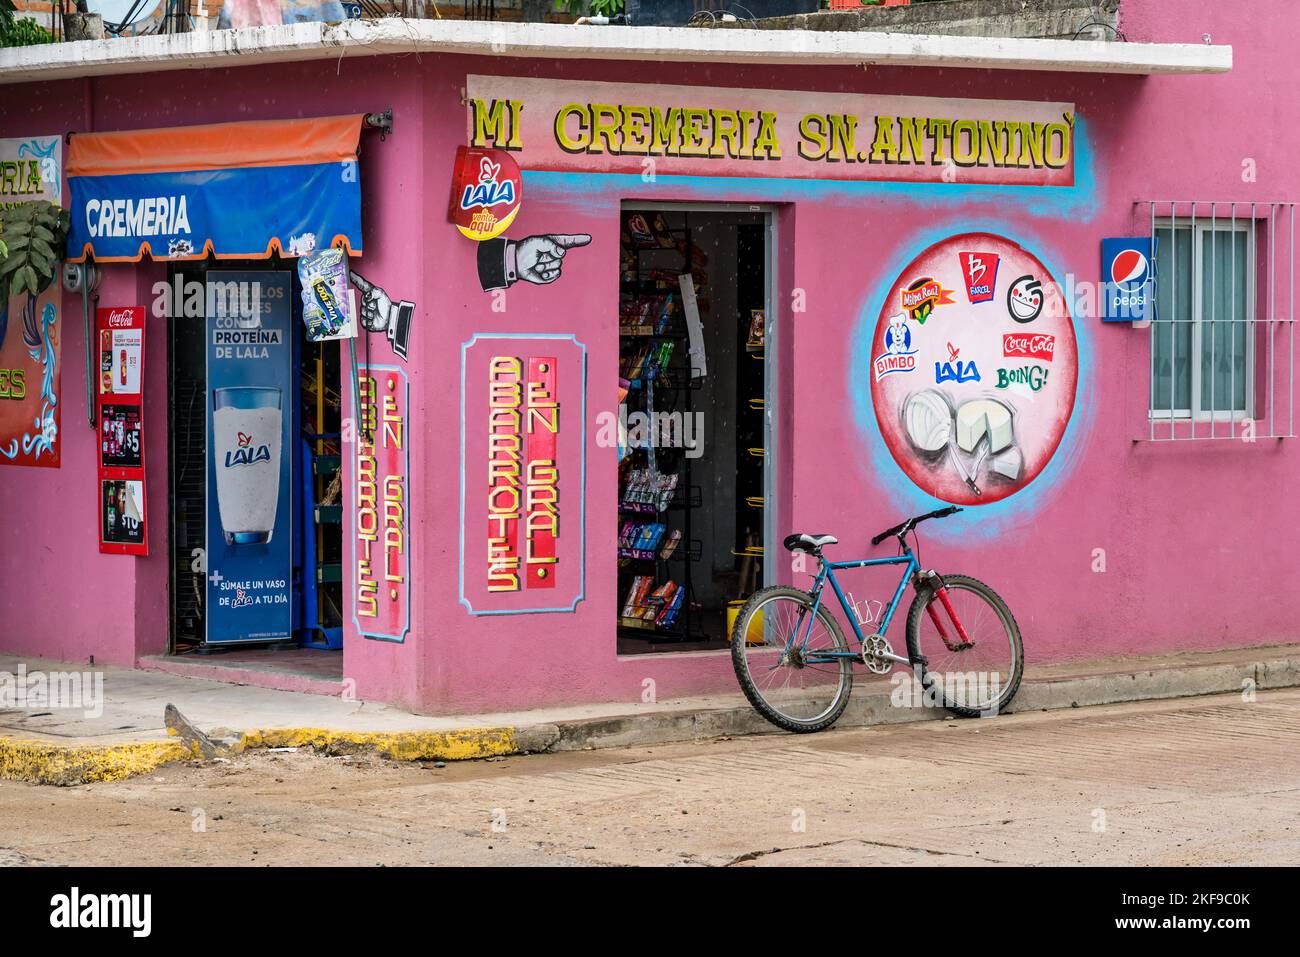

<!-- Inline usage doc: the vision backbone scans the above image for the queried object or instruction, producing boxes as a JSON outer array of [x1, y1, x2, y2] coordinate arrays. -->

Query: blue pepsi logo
[[1110, 249, 1150, 290]]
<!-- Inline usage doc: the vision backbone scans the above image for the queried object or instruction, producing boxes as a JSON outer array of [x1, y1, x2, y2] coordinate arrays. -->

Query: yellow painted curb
[[0, 736, 195, 786], [237, 726, 523, 761]]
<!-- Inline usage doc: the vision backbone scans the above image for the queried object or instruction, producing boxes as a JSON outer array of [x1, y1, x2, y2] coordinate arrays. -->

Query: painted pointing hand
[[513, 234, 592, 285], [349, 270, 394, 333]]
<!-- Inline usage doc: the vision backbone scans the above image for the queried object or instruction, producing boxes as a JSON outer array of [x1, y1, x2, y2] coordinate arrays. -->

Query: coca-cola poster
[[96, 306, 148, 555]]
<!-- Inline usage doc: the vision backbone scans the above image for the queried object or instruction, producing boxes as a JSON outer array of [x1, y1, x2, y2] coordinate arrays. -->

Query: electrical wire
[[1071, 19, 1126, 42]]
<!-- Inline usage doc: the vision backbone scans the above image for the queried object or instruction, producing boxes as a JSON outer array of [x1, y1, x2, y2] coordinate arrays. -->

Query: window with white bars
[[1145, 202, 1296, 441]]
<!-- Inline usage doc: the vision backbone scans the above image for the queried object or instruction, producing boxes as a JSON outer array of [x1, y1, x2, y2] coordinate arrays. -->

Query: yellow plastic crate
[[727, 600, 766, 646]]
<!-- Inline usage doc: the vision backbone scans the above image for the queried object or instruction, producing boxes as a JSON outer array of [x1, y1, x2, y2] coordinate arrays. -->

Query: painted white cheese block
[[955, 399, 1014, 454], [991, 445, 1023, 480]]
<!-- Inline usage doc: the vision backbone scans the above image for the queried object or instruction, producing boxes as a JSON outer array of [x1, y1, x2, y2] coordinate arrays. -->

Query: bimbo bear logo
[[873, 312, 918, 381], [225, 431, 270, 468]]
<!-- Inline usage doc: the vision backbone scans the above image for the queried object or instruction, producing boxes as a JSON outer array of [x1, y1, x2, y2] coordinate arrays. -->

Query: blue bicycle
[[730, 506, 1024, 733]]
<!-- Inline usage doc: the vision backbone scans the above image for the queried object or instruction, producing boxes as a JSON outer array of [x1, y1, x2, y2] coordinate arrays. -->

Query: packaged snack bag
[[297, 245, 356, 342]]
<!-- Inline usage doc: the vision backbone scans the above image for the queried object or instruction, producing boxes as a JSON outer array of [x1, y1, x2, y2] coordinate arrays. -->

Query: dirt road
[[3, 688, 1297, 866]]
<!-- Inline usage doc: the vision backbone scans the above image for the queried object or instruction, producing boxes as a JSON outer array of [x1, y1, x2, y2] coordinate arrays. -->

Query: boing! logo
[[225, 431, 270, 468]]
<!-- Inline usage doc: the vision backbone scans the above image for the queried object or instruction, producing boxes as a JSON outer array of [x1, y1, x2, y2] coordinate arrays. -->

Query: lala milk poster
[[204, 271, 295, 644]]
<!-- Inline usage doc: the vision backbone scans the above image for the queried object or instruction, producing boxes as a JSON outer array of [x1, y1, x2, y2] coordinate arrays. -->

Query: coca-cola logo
[[1002, 333, 1055, 361], [106, 310, 136, 328]]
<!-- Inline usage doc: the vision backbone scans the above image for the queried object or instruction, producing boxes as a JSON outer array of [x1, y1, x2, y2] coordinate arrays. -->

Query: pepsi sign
[[1101, 237, 1156, 323]]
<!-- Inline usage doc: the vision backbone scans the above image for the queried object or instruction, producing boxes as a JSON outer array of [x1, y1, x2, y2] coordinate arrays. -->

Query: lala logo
[[448, 146, 522, 242], [459, 157, 517, 212], [225, 431, 270, 468], [900, 277, 955, 325], [958, 252, 1000, 304], [936, 342, 980, 382]]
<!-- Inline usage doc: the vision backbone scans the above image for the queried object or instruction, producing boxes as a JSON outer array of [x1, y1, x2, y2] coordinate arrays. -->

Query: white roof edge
[[0, 17, 1232, 85]]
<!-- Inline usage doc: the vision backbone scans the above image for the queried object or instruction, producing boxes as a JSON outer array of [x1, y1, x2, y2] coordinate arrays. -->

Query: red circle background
[[869, 233, 1078, 506]]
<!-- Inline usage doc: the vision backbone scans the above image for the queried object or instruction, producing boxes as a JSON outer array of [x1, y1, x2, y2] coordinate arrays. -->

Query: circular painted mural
[[869, 232, 1078, 506]]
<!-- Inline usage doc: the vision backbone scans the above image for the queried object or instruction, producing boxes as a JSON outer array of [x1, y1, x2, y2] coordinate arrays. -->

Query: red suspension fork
[[927, 585, 974, 651]]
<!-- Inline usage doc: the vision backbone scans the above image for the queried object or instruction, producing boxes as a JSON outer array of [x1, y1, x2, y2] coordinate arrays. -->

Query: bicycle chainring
[[862, 634, 894, 675]]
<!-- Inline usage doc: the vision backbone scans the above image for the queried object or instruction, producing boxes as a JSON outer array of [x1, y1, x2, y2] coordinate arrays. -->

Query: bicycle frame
[[791, 550, 918, 668]]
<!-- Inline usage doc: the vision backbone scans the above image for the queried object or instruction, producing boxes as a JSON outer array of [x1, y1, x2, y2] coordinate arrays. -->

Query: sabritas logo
[[901, 278, 955, 324], [959, 252, 1000, 304]]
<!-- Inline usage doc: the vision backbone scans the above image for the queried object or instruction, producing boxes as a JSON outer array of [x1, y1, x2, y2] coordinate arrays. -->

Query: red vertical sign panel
[[487, 357, 523, 592], [96, 306, 148, 556], [524, 356, 558, 589]]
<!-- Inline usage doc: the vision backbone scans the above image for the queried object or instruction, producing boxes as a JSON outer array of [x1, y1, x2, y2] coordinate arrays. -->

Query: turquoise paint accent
[[524, 119, 1099, 222], [846, 221, 1097, 544], [521, 118, 1100, 544]]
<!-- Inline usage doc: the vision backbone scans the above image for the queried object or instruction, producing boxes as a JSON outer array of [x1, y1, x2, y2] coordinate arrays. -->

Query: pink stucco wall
[[1, 0, 1295, 714]]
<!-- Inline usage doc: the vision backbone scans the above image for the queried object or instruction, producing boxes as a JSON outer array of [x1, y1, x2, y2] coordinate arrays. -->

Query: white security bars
[[1146, 201, 1296, 441]]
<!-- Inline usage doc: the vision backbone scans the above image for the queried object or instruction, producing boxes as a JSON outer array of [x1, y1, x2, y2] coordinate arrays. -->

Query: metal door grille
[[1144, 201, 1295, 442]]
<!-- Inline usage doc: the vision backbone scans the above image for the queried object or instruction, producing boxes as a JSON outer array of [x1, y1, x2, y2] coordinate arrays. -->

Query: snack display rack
[[617, 212, 706, 640]]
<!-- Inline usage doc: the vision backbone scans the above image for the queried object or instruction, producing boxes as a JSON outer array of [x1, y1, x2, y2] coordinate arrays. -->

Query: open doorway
[[617, 205, 775, 655], [165, 260, 344, 680]]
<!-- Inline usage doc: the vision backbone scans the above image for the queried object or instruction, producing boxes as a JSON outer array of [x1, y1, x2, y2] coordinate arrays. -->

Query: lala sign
[[488, 356, 559, 592], [448, 145, 523, 242], [355, 367, 409, 640]]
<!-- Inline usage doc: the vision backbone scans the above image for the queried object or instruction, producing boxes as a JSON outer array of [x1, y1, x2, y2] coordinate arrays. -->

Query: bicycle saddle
[[783, 533, 838, 552]]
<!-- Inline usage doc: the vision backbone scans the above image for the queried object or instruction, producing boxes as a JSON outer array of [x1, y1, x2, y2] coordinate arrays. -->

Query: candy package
[[298, 246, 357, 342]]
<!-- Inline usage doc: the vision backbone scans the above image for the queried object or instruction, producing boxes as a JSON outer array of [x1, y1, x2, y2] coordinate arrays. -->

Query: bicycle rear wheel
[[905, 574, 1023, 717], [730, 586, 854, 733]]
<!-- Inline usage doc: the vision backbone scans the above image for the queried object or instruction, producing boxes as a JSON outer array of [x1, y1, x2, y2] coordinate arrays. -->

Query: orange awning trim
[[67, 114, 365, 178]]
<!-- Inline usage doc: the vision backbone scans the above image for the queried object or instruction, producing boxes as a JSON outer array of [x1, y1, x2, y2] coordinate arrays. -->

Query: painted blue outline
[[459, 333, 588, 616], [352, 363, 412, 644], [847, 223, 1097, 544]]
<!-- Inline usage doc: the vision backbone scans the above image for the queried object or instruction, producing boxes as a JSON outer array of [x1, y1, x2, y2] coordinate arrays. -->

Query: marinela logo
[[225, 431, 270, 468]]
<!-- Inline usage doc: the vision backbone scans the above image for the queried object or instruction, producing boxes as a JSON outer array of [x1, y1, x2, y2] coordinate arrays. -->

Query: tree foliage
[[0, 201, 71, 301]]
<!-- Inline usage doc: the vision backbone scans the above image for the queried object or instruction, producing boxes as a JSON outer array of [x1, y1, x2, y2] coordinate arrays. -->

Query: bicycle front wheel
[[730, 586, 854, 733], [905, 574, 1023, 718]]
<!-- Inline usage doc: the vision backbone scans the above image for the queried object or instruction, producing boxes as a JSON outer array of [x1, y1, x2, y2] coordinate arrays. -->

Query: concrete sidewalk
[[2, 643, 1298, 784]]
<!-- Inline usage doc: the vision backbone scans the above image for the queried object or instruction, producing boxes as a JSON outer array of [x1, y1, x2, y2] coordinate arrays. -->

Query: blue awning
[[66, 114, 364, 262]]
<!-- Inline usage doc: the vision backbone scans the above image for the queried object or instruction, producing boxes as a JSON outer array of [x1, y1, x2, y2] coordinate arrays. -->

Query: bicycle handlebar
[[870, 506, 963, 546]]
